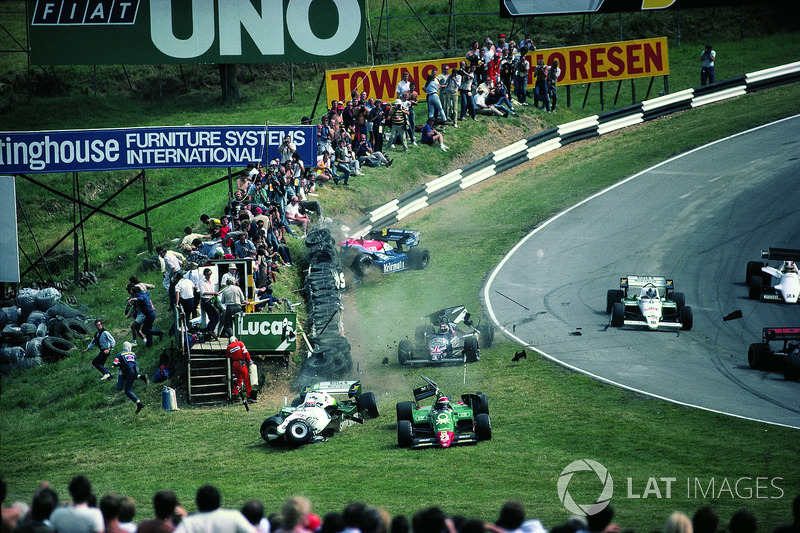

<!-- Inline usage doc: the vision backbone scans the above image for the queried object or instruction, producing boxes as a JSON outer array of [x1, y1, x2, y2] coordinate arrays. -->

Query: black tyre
[[285, 419, 313, 446], [746, 261, 764, 284], [748, 343, 770, 370], [397, 420, 413, 448], [464, 337, 479, 363], [0, 346, 24, 365], [290, 396, 304, 407], [672, 292, 686, 311], [396, 401, 415, 423], [398, 340, 413, 366], [606, 289, 624, 314], [25, 337, 44, 358], [610, 302, 625, 327], [679, 306, 693, 331], [260, 416, 284, 444], [748, 276, 763, 300], [477, 324, 495, 348], [474, 392, 489, 415], [357, 392, 379, 419], [60, 318, 91, 338], [475, 413, 492, 441], [41, 336, 75, 362], [352, 254, 375, 277], [407, 247, 430, 270], [304, 353, 334, 375], [45, 304, 82, 319], [329, 353, 353, 377], [305, 228, 332, 247], [784, 354, 800, 381]]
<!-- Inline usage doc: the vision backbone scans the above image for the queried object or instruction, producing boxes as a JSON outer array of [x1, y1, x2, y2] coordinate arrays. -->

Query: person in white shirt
[[174, 485, 254, 533]]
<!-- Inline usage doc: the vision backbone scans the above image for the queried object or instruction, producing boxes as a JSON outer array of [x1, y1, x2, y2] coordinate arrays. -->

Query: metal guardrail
[[347, 60, 800, 238]]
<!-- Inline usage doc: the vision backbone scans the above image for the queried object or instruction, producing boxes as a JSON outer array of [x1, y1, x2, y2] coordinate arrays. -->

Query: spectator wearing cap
[[474, 84, 509, 117], [220, 264, 239, 288], [285, 197, 310, 237], [497, 33, 507, 51]]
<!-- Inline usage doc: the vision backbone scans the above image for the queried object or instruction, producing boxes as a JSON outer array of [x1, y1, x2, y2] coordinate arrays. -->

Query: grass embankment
[[1, 14, 799, 533]]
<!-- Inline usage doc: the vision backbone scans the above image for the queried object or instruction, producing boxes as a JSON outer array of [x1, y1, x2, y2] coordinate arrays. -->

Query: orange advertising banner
[[325, 37, 668, 105]]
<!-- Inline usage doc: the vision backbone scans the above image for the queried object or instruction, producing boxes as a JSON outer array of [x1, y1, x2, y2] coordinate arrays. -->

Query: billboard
[[0, 177, 20, 283], [0, 125, 318, 174], [325, 37, 668, 104], [234, 312, 297, 352], [28, 0, 367, 65], [500, 0, 760, 16]]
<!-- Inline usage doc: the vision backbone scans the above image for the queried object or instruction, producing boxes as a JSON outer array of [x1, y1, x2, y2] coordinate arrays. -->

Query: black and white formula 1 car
[[397, 305, 494, 365], [746, 248, 800, 304], [606, 275, 693, 331], [747, 327, 800, 380]]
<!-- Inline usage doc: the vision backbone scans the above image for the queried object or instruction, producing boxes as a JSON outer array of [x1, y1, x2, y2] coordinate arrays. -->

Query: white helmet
[[229, 336, 237, 343]]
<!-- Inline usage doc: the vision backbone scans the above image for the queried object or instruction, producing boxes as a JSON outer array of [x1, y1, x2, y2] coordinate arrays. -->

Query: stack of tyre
[[294, 228, 353, 390], [0, 287, 91, 375]]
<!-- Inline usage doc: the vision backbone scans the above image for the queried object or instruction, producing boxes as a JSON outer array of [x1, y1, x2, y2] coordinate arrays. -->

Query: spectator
[[692, 506, 718, 533], [548, 58, 561, 111], [514, 47, 530, 106], [533, 59, 550, 112], [126, 277, 154, 346], [233, 232, 257, 259], [423, 68, 446, 123], [420, 118, 449, 151], [774, 494, 800, 533], [441, 66, 460, 127], [499, 48, 514, 97], [82, 319, 116, 380], [341, 503, 365, 533], [729, 510, 757, 533], [219, 278, 246, 338], [665, 512, 693, 533], [99, 494, 125, 533], [173, 485, 254, 533], [278, 135, 296, 164], [173, 272, 196, 321], [395, 71, 411, 101], [2, 478, 22, 533], [241, 501, 270, 533], [156, 246, 183, 298], [199, 214, 222, 238], [12, 487, 59, 533], [318, 116, 333, 156], [199, 268, 220, 340], [180, 227, 209, 249], [474, 86, 508, 117], [458, 62, 476, 121], [254, 286, 284, 313], [368, 101, 387, 152], [285, 197, 310, 237], [701, 44, 716, 85], [320, 513, 345, 533], [117, 498, 136, 533], [387, 100, 410, 152], [128, 286, 162, 348], [275, 497, 312, 533], [112, 341, 148, 414], [522, 33, 535, 52], [353, 134, 391, 168], [486, 85, 517, 116], [411, 507, 447, 533], [136, 490, 185, 533], [402, 87, 419, 146], [333, 139, 353, 185], [389, 516, 408, 533], [49, 475, 104, 533]]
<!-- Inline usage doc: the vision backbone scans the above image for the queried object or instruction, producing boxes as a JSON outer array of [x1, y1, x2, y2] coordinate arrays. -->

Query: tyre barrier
[[18, 288, 39, 321], [15, 357, 44, 370], [26, 310, 48, 326], [52, 318, 91, 340], [46, 304, 84, 319], [0, 345, 24, 365], [35, 287, 62, 311], [25, 337, 44, 358], [41, 336, 76, 363], [2, 306, 20, 326]]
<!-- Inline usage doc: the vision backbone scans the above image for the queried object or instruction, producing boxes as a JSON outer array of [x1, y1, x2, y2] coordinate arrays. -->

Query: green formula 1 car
[[395, 375, 491, 449]]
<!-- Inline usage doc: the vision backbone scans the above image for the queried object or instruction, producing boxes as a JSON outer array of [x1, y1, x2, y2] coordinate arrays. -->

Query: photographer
[[458, 62, 476, 121], [442, 66, 460, 126], [700, 44, 716, 85], [388, 100, 410, 152]]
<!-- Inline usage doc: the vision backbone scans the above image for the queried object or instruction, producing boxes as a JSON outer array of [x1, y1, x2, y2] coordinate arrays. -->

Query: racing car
[[396, 375, 491, 449], [339, 228, 430, 277], [397, 305, 494, 365], [259, 380, 379, 446], [746, 248, 800, 303], [747, 327, 800, 380], [607, 275, 693, 331]]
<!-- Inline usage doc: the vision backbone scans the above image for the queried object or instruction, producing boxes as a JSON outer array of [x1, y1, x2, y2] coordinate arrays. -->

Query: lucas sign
[[28, 0, 367, 65]]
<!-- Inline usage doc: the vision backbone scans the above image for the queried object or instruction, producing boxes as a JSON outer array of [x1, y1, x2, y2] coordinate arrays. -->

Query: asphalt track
[[483, 115, 800, 429]]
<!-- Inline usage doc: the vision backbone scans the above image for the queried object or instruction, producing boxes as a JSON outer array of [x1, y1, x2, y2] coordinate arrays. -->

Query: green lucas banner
[[28, 0, 367, 65]]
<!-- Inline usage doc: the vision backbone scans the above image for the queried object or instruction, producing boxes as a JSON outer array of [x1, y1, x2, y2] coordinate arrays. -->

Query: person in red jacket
[[226, 336, 253, 401]]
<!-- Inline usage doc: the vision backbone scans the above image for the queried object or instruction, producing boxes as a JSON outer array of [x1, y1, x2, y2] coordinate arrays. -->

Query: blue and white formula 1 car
[[606, 275, 693, 331], [339, 228, 429, 277], [746, 248, 800, 304]]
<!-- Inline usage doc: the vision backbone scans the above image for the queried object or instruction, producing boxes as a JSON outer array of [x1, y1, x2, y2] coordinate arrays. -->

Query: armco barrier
[[347, 61, 800, 238]]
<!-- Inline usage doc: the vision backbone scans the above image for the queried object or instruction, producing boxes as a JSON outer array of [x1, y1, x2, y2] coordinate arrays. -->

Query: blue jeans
[[201, 298, 219, 335], [701, 66, 715, 85], [120, 372, 140, 404], [514, 75, 528, 104], [335, 163, 351, 185], [534, 83, 550, 111], [427, 93, 445, 120], [459, 90, 475, 119], [141, 313, 160, 348], [92, 350, 111, 376]]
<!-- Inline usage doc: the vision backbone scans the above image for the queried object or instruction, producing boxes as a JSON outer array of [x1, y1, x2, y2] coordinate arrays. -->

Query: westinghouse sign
[[0, 125, 317, 173], [28, 0, 367, 65]]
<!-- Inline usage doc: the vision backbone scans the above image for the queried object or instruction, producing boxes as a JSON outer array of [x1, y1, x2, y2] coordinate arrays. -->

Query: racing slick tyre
[[610, 302, 625, 327], [41, 336, 75, 362], [408, 247, 430, 270], [477, 324, 495, 348], [746, 261, 765, 284], [672, 292, 686, 311], [475, 413, 492, 441], [747, 343, 770, 370], [783, 354, 800, 381], [303, 353, 334, 376], [357, 392, 380, 419], [304, 228, 333, 247], [474, 393, 489, 415], [285, 419, 313, 446], [748, 276, 763, 300], [329, 353, 353, 377], [352, 254, 375, 277], [606, 290, 624, 314], [397, 420, 413, 448], [396, 401, 415, 423], [464, 337, 479, 363], [679, 306, 693, 331], [260, 416, 284, 444], [398, 340, 413, 366]]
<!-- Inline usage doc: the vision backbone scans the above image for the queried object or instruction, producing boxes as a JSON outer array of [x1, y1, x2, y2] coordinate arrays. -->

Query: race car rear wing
[[761, 248, 800, 261], [763, 327, 800, 342], [366, 228, 421, 249], [302, 380, 362, 398], [620, 276, 674, 298]]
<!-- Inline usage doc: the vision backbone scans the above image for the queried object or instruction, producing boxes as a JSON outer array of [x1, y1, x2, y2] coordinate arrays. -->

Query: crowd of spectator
[[2, 476, 798, 533]]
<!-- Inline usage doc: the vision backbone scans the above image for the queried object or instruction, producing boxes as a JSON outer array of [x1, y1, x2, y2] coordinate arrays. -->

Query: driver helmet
[[439, 322, 450, 334], [435, 396, 451, 410], [645, 287, 658, 299], [783, 261, 796, 272]]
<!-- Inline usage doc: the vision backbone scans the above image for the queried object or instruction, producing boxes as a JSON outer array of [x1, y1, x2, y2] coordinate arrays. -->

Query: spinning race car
[[397, 305, 494, 365], [747, 327, 800, 380], [396, 375, 491, 449], [607, 275, 693, 330], [339, 228, 430, 277], [746, 248, 800, 303], [260, 381, 378, 446]]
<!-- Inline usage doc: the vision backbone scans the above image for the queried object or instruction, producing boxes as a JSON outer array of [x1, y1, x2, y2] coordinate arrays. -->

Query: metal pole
[[142, 169, 153, 253], [386, 0, 390, 61], [676, 10, 681, 47], [73, 172, 79, 284]]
